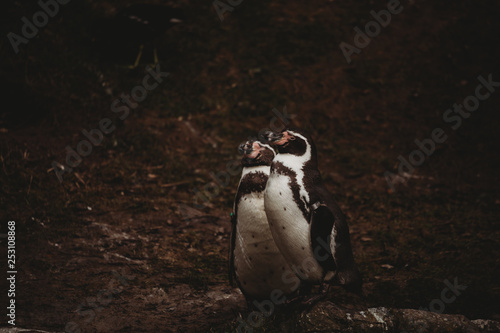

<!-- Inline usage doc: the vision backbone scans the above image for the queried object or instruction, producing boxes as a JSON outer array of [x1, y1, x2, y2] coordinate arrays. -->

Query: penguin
[[263, 129, 362, 294], [229, 140, 301, 302]]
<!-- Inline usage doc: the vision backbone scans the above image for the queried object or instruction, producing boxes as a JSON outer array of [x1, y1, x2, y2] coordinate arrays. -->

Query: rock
[[291, 301, 500, 332]]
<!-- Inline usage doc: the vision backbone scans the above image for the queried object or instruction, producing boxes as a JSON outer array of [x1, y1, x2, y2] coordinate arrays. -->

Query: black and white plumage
[[263, 129, 362, 294], [229, 140, 300, 301]]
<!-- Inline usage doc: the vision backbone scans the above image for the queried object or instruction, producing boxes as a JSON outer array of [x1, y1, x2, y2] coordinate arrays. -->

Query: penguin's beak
[[262, 131, 284, 144], [238, 141, 254, 155], [239, 141, 262, 161]]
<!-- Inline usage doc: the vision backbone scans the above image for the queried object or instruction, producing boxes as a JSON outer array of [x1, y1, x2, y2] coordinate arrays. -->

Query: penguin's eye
[[289, 136, 296, 141]]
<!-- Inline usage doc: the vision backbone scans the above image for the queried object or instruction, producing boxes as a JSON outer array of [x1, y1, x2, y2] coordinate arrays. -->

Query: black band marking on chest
[[272, 161, 309, 221], [235, 171, 268, 211]]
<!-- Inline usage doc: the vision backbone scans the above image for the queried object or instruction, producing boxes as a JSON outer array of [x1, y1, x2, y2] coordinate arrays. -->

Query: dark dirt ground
[[1, 0, 499, 332]]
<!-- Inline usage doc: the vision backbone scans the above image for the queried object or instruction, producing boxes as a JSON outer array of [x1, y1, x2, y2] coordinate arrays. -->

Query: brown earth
[[1, 0, 499, 332]]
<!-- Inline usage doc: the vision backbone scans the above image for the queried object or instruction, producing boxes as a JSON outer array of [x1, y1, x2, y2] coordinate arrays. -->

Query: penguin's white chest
[[264, 172, 324, 282], [234, 190, 299, 298]]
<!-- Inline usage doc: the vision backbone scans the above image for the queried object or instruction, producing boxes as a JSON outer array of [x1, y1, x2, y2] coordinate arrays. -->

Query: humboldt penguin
[[229, 140, 300, 302], [263, 129, 362, 294]]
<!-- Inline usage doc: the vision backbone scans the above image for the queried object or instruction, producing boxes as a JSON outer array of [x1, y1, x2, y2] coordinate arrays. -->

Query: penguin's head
[[263, 129, 313, 157], [238, 140, 275, 167]]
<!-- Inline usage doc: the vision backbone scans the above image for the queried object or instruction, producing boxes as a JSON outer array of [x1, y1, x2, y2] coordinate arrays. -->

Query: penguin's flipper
[[310, 202, 362, 294], [329, 206, 363, 294], [228, 211, 237, 287], [310, 203, 337, 272]]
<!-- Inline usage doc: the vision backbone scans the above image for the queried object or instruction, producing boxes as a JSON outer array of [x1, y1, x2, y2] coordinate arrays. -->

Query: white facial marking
[[257, 142, 276, 156], [330, 225, 337, 258], [274, 130, 311, 210], [240, 165, 269, 180]]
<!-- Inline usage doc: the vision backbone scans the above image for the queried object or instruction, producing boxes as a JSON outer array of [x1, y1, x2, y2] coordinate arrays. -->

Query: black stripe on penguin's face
[[238, 140, 276, 167], [272, 130, 307, 156]]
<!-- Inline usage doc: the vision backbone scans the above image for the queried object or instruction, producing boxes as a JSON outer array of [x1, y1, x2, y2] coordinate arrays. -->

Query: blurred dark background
[[0, 0, 499, 331]]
